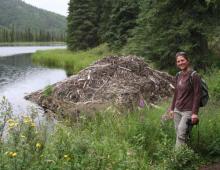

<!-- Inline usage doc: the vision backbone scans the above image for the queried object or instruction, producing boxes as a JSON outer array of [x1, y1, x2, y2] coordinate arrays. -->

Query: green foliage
[[210, 72, 220, 99], [105, 0, 140, 50], [163, 146, 201, 170], [32, 44, 114, 76], [189, 102, 220, 158], [188, 70, 220, 158], [1, 70, 220, 169], [0, 27, 66, 42], [124, 0, 220, 70], [66, 0, 220, 71], [67, 0, 140, 51], [43, 85, 53, 97], [203, 69, 220, 100], [96, 0, 114, 43], [0, 93, 220, 169], [0, 0, 66, 42], [67, 0, 99, 50]]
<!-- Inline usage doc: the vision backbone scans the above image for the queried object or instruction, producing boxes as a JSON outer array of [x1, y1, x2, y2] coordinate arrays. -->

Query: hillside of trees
[[67, 0, 220, 72], [0, 0, 66, 42], [0, 26, 66, 42]]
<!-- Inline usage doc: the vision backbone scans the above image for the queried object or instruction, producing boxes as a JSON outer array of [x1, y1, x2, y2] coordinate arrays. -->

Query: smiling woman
[[22, 0, 69, 16], [170, 52, 202, 149]]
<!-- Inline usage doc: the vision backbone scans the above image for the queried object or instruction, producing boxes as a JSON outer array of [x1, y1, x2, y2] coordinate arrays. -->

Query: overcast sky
[[22, 0, 69, 16]]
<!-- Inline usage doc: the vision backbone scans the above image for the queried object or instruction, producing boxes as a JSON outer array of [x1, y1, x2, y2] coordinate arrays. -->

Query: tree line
[[67, 0, 220, 71], [0, 27, 66, 42]]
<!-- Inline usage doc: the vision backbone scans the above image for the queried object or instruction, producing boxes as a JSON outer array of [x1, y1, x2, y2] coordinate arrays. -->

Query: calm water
[[0, 46, 67, 115], [0, 45, 66, 57]]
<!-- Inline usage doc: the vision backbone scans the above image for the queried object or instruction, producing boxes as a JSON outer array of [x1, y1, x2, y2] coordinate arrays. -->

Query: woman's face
[[176, 55, 189, 71]]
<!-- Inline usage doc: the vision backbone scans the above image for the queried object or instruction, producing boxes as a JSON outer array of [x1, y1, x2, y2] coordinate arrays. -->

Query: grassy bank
[[1, 45, 219, 169], [32, 44, 114, 76], [0, 69, 220, 169]]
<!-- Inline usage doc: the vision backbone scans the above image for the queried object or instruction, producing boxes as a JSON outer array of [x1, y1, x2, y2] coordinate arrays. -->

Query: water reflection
[[0, 45, 66, 57], [0, 53, 67, 115]]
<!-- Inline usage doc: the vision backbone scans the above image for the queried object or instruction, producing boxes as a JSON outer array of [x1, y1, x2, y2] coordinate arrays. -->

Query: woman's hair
[[175, 52, 189, 61]]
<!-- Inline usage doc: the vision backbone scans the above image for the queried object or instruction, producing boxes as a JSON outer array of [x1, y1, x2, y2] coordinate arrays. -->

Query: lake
[[0, 45, 66, 57], [0, 46, 67, 116]]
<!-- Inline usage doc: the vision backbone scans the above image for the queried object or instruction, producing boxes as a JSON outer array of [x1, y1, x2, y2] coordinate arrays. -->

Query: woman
[[170, 52, 201, 148]]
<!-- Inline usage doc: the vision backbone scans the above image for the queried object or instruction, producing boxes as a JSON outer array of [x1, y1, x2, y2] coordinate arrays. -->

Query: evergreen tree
[[125, 0, 220, 70], [105, 0, 139, 50], [67, 0, 99, 50], [95, 0, 115, 43], [0, 27, 65, 43]]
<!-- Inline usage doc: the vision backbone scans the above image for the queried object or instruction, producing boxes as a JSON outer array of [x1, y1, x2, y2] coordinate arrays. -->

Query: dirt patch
[[25, 56, 175, 117], [199, 162, 220, 170]]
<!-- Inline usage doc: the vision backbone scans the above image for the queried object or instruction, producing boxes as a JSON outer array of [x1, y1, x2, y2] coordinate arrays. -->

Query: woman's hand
[[169, 110, 174, 119], [191, 114, 199, 125]]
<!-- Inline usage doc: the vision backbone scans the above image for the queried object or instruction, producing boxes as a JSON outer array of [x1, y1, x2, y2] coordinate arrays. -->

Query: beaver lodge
[[25, 56, 175, 118]]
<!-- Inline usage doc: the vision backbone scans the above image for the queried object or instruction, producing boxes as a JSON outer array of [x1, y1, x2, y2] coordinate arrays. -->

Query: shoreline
[[0, 41, 66, 47]]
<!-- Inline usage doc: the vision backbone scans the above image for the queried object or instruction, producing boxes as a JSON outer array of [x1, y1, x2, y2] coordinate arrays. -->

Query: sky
[[22, 0, 69, 16]]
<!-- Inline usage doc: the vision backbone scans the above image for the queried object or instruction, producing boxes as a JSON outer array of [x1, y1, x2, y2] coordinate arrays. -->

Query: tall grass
[[2, 96, 220, 169], [32, 44, 114, 76], [189, 68, 220, 159], [1, 49, 220, 169]]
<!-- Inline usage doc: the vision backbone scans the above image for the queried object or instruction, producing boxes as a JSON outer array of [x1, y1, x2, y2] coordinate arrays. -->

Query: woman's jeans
[[174, 108, 192, 148]]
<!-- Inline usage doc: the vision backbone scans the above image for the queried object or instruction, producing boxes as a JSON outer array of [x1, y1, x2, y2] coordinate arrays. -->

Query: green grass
[[1, 95, 220, 169], [1, 47, 220, 169], [32, 44, 114, 76], [43, 85, 53, 97]]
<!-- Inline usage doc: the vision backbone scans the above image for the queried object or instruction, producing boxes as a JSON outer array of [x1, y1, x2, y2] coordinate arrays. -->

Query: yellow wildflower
[[23, 116, 32, 124], [36, 142, 42, 149], [31, 122, 36, 127], [8, 152, 17, 158], [7, 119, 15, 123], [63, 154, 71, 161], [7, 119, 18, 129], [12, 152, 17, 157]]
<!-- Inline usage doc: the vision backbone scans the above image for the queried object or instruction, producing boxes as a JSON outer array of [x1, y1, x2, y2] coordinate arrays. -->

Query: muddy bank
[[25, 56, 175, 117]]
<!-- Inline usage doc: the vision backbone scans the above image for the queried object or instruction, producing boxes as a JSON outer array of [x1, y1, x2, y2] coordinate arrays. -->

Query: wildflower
[[36, 142, 42, 149], [8, 152, 17, 158], [7, 119, 15, 123], [63, 154, 71, 161], [12, 152, 17, 157], [7, 119, 18, 129], [31, 122, 36, 128], [23, 116, 32, 124], [8, 122, 17, 128]]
